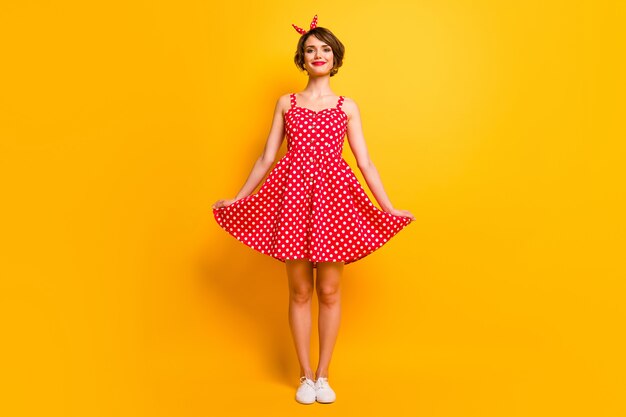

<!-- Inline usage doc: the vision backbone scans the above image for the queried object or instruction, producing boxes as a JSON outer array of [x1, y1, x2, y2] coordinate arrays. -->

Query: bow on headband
[[291, 14, 318, 35]]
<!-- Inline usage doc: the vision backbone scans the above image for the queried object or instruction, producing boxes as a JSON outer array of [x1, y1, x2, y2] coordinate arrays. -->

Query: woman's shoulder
[[274, 93, 293, 117], [339, 95, 359, 121], [340, 95, 356, 106], [277, 92, 293, 104]]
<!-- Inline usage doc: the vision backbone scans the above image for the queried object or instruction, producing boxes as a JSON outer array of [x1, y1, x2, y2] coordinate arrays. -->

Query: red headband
[[291, 14, 318, 36]]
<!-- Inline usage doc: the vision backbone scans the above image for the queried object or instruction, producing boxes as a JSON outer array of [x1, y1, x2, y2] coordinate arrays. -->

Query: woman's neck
[[302, 76, 334, 98]]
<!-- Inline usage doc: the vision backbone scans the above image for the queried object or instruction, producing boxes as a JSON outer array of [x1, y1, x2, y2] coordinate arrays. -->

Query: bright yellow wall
[[1, 1, 624, 416]]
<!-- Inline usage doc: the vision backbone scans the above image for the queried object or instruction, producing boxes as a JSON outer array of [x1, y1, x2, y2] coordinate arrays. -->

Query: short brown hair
[[294, 27, 345, 77]]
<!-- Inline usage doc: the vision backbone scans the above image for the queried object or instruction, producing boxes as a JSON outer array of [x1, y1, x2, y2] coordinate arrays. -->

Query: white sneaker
[[314, 377, 336, 403], [295, 376, 316, 404]]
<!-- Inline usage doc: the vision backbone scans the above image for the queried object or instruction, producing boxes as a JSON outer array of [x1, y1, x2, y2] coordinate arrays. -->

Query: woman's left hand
[[388, 208, 415, 222]]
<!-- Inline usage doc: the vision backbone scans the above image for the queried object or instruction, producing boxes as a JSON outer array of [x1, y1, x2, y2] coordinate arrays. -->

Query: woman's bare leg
[[315, 261, 343, 379], [286, 259, 315, 380]]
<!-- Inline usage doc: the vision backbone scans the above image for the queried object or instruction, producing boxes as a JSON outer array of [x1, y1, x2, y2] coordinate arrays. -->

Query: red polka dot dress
[[212, 93, 412, 268]]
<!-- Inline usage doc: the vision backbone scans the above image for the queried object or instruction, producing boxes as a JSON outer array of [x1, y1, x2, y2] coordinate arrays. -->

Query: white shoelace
[[316, 377, 329, 389], [300, 376, 314, 387]]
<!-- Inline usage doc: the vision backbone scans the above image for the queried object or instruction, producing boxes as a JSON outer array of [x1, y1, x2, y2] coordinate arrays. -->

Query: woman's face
[[303, 36, 334, 76]]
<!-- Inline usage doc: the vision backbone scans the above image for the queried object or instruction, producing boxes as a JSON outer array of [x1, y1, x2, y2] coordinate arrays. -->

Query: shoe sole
[[316, 398, 336, 404], [296, 399, 315, 405]]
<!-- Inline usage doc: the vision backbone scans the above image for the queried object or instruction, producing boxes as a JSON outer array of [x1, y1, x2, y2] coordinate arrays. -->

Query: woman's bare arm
[[212, 95, 289, 209], [344, 98, 415, 220]]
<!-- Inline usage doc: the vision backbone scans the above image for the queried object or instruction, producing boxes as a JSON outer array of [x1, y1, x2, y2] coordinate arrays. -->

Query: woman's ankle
[[301, 369, 315, 380], [315, 370, 329, 379]]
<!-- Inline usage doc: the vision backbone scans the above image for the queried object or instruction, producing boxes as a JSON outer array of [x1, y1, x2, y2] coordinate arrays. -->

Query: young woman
[[212, 15, 415, 404]]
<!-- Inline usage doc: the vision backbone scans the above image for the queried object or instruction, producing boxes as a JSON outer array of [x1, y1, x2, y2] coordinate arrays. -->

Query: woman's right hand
[[212, 198, 239, 209]]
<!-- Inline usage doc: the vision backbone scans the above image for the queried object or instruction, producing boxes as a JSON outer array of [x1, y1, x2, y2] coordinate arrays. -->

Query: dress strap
[[337, 95, 345, 109], [290, 93, 297, 108]]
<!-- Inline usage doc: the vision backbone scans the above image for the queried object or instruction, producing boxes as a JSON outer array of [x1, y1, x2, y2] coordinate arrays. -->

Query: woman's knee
[[290, 283, 314, 304], [316, 261, 343, 306], [316, 283, 340, 305], [286, 259, 314, 304]]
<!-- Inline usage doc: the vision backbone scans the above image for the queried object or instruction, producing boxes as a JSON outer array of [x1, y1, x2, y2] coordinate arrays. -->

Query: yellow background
[[1, 1, 624, 416]]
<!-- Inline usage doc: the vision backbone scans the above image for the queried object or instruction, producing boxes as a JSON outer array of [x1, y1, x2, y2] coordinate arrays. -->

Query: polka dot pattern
[[291, 14, 318, 35], [213, 93, 412, 268]]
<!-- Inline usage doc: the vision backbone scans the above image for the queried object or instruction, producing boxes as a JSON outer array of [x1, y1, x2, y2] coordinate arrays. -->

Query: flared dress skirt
[[212, 93, 412, 268]]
